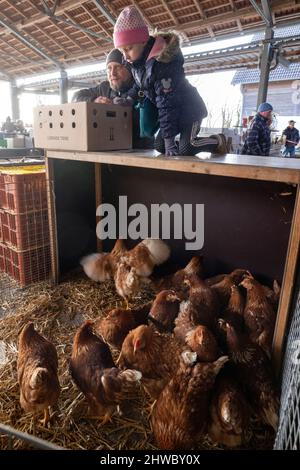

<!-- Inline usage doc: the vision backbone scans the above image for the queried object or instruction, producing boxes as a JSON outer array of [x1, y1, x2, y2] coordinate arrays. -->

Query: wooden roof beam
[[159, 0, 190, 44], [63, 10, 100, 48], [0, 0, 295, 39], [249, 0, 273, 27], [82, 5, 112, 41], [0, 0, 89, 35], [34, 25, 71, 55], [0, 17, 64, 70], [0, 34, 39, 63], [192, 0, 207, 19], [0, 50, 20, 69], [206, 25, 216, 39], [4, 60, 57, 75], [100, 0, 119, 18], [16, 1, 70, 54], [92, 0, 116, 25], [32, 1, 111, 43], [26, 0, 84, 50], [175, 0, 295, 33], [228, 0, 243, 32], [26, 0, 45, 15], [3, 1, 68, 58], [3, 42, 109, 75], [236, 19, 244, 33], [161, 0, 179, 25], [131, 0, 155, 30]]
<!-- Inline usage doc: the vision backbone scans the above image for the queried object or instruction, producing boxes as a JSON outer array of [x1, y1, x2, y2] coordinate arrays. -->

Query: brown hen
[[114, 239, 170, 303], [241, 276, 276, 358], [70, 320, 141, 422], [174, 275, 219, 343], [206, 268, 251, 287], [185, 325, 219, 362], [96, 302, 152, 349], [155, 256, 204, 298], [17, 323, 60, 426], [222, 285, 245, 331], [261, 280, 281, 311], [221, 321, 279, 431], [209, 373, 250, 447], [80, 239, 127, 282], [151, 353, 229, 450], [117, 324, 186, 399], [211, 269, 251, 307], [148, 290, 181, 332]]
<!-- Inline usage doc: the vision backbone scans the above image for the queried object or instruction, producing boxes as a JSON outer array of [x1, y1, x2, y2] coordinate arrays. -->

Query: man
[[1, 116, 16, 133], [72, 49, 154, 149], [241, 102, 273, 156], [282, 120, 299, 158]]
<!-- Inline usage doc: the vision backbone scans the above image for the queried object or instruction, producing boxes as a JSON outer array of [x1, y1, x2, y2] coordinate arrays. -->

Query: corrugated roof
[[232, 63, 300, 85], [232, 24, 300, 85], [0, 0, 300, 78]]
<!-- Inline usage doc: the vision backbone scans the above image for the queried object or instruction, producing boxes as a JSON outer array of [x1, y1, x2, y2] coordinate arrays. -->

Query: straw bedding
[[0, 272, 274, 450]]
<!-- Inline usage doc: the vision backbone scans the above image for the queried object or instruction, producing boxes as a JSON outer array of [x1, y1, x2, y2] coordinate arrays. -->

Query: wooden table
[[45, 150, 300, 373]]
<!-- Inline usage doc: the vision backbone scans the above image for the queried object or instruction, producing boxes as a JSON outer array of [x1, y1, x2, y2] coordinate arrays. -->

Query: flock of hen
[[17, 239, 280, 450]]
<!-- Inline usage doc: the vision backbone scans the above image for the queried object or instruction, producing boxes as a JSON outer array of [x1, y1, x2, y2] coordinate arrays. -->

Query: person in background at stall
[[72, 48, 153, 149], [241, 102, 273, 156], [282, 120, 299, 158], [112, 5, 229, 157], [15, 120, 25, 133], [1, 116, 15, 133]]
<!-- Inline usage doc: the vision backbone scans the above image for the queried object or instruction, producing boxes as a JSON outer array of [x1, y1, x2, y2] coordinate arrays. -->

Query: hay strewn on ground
[[0, 272, 275, 450]]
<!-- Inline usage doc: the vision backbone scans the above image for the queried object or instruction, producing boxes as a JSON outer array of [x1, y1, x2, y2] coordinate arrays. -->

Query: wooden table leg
[[95, 162, 102, 253], [45, 156, 59, 285]]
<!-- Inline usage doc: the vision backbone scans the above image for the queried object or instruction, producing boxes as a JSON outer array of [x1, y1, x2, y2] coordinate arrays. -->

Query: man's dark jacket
[[241, 113, 271, 156]]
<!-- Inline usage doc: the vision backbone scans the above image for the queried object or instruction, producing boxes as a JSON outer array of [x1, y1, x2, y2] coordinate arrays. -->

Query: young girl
[[113, 6, 228, 156]]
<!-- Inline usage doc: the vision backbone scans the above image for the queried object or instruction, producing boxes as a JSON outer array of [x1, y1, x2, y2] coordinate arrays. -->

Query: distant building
[[232, 26, 300, 131]]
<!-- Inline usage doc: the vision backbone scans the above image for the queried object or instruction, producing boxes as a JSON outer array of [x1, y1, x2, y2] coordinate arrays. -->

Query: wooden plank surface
[[273, 185, 300, 374], [46, 150, 300, 184]]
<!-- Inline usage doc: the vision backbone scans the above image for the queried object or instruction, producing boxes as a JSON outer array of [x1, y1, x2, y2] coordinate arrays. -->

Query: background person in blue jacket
[[113, 6, 228, 157], [241, 102, 273, 156], [282, 120, 299, 158]]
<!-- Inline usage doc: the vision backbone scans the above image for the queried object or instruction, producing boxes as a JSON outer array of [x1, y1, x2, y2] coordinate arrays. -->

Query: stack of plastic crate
[[0, 165, 51, 286]]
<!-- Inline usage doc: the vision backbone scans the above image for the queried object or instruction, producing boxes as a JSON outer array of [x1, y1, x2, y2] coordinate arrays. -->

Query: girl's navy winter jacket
[[126, 33, 208, 139]]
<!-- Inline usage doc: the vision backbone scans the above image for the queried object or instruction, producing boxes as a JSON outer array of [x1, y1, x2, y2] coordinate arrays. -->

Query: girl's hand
[[94, 96, 113, 104]]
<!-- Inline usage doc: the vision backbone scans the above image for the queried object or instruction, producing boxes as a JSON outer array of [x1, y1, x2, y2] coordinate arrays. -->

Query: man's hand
[[113, 96, 134, 106], [94, 96, 113, 104]]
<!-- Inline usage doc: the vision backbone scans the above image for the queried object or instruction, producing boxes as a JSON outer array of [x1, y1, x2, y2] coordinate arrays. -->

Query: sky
[[0, 34, 251, 128]]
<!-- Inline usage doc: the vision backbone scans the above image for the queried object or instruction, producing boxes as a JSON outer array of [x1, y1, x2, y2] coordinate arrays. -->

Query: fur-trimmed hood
[[147, 32, 181, 63]]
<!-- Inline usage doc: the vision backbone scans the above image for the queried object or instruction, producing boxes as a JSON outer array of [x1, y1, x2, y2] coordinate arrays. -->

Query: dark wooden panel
[[102, 165, 296, 283], [53, 159, 96, 272]]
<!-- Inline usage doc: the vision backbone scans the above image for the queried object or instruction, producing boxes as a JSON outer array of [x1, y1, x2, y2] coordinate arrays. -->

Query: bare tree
[[221, 102, 235, 128], [235, 100, 242, 127], [205, 108, 214, 128]]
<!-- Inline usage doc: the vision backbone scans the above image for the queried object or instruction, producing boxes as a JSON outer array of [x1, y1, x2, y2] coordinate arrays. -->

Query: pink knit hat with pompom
[[113, 6, 149, 48]]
